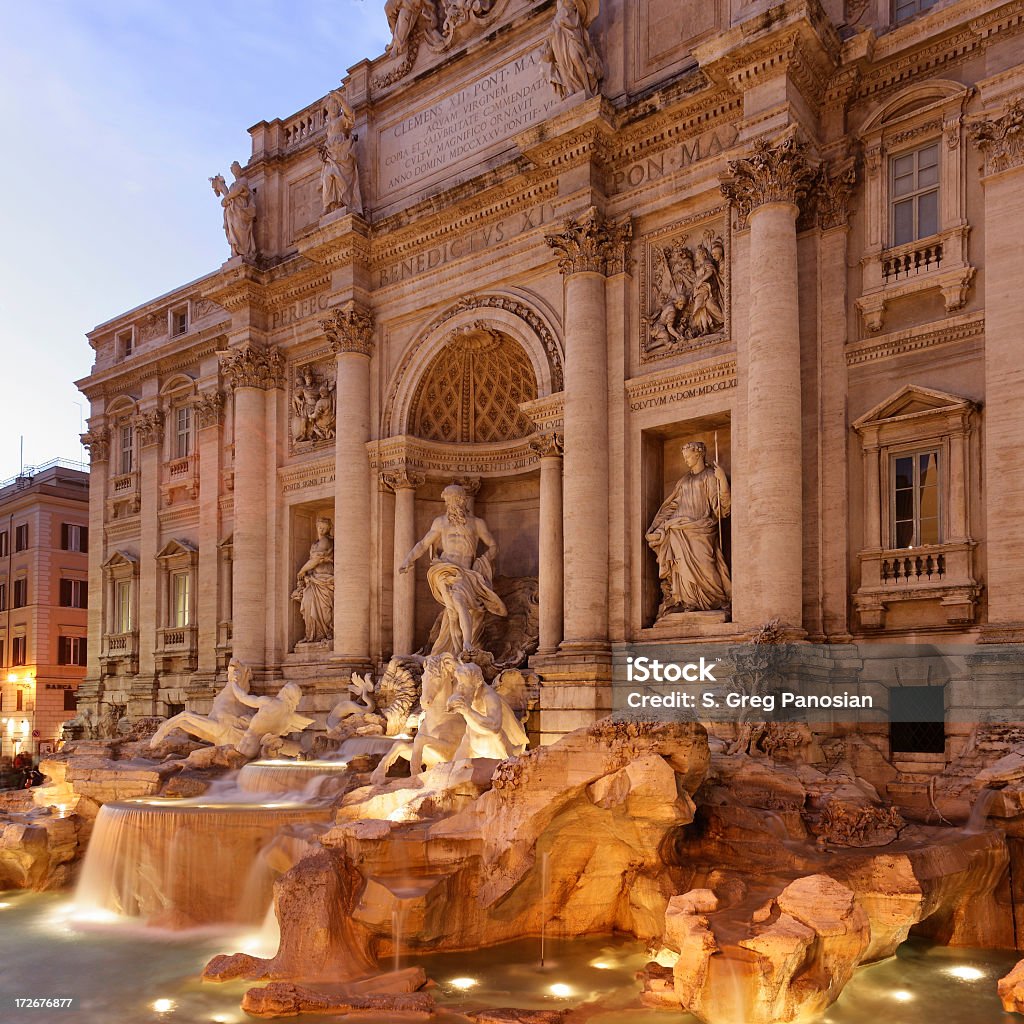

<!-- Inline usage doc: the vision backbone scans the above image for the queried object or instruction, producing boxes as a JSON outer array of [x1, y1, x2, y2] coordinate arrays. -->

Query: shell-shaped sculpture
[[375, 657, 422, 736]]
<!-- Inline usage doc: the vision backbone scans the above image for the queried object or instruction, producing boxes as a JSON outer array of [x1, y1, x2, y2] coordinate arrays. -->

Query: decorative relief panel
[[289, 359, 337, 455], [640, 213, 729, 364], [628, 0, 723, 89]]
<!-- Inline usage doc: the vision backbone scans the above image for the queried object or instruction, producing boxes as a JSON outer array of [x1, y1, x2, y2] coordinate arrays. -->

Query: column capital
[[545, 207, 632, 277], [219, 343, 285, 391], [530, 432, 564, 458], [970, 96, 1024, 176], [322, 300, 374, 356], [81, 426, 110, 463], [720, 131, 817, 227], [132, 409, 164, 447], [192, 390, 225, 429], [815, 156, 858, 231], [380, 468, 425, 492]]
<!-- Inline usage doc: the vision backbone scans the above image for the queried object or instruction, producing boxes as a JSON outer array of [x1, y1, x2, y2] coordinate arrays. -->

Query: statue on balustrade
[[385, 0, 441, 57], [319, 87, 362, 216], [399, 483, 507, 656], [646, 441, 732, 617], [291, 515, 335, 644], [149, 658, 253, 748], [543, 0, 603, 100], [210, 161, 257, 259]]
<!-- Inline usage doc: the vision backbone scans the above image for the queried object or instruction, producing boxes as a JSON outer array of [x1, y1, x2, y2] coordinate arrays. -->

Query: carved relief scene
[[289, 359, 337, 452]]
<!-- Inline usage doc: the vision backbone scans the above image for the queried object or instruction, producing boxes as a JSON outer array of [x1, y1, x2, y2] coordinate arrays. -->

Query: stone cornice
[[321, 301, 374, 356], [720, 131, 818, 226], [625, 356, 737, 410], [970, 95, 1024, 174], [516, 98, 620, 172], [519, 392, 565, 434], [296, 213, 372, 269], [367, 434, 540, 477], [845, 311, 985, 367], [545, 207, 633, 276], [78, 337, 223, 401], [219, 343, 285, 390], [278, 456, 335, 497]]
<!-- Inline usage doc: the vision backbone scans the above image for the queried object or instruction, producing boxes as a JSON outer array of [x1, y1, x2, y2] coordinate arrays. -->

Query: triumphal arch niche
[[370, 298, 565, 667]]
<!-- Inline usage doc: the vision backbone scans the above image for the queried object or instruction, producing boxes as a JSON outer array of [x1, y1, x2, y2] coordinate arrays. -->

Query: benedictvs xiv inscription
[[378, 52, 557, 195]]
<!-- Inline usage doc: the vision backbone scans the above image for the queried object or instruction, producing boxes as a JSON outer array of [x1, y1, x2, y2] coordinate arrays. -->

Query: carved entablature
[[368, 434, 540, 478], [719, 132, 817, 228], [192, 391, 225, 429], [640, 211, 729, 364], [132, 409, 164, 447], [545, 207, 633, 276], [290, 359, 337, 454], [219, 344, 285, 391], [970, 97, 1024, 175], [321, 301, 374, 357], [81, 427, 111, 463]]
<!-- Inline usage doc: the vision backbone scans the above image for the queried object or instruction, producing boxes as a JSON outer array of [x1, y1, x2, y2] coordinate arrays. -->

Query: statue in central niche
[[399, 483, 507, 655], [646, 440, 732, 617], [292, 515, 335, 644]]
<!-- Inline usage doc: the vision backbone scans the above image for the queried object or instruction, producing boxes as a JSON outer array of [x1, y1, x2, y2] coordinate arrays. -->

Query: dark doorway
[[889, 685, 945, 754]]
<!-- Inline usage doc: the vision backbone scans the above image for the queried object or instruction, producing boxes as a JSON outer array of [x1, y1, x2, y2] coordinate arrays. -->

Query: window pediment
[[853, 385, 976, 431], [103, 549, 139, 571]]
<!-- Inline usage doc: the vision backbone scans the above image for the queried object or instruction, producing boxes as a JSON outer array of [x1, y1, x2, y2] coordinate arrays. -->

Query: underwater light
[[449, 977, 478, 990], [946, 965, 984, 981], [590, 960, 612, 969], [152, 998, 175, 1013], [549, 983, 572, 998], [892, 990, 914, 1002]]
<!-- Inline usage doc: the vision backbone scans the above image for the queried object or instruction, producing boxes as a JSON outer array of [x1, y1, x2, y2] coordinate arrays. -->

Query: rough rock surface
[[999, 959, 1024, 1014], [240, 982, 434, 1018]]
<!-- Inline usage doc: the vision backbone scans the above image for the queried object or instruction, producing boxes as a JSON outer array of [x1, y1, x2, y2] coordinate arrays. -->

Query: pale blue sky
[[0, 1, 390, 480]]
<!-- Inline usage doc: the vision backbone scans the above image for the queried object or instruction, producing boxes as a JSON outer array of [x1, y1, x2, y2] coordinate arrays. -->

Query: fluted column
[[383, 468, 424, 656], [220, 344, 284, 667], [721, 134, 816, 631], [194, 391, 224, 677], [323, 302, 375, 662], [531, 433, 564, 653], [545, 209, 631, 649], [972, 99, 1024, 637]]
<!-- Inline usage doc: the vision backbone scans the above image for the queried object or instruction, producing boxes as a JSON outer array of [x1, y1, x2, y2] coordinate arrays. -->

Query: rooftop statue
[[209, 160, 257, 259], [149, 658, 254, 748], [646, 441, 732, 617], [385, 0, 442, 57], [319, 88, 362, 216], [543, 0, 603, 100], [399, 483, 507, 656]]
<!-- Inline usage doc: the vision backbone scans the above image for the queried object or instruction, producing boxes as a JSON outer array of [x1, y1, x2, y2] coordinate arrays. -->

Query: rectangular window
[[172, 572, 191, 627], [115, 580, 133, 633], [175, 406, 192, 459], [59, 579, 88, 609], [893, 0, 937, 24], [890, 142, 939, 246], [13, 578, 27, 608], [120, 424, 134, 475], [0, 531, 7, 557], [61, 523, 89, 552], [64, 689, 78, 712], [16, 688, 23, 709], [171, 307, 188, 337], [0, 583, 5, 612], [117, 328, 134, 360], [58, 636, 87, 667], [892, 449, 941, 548], [12, 636, 26, 667], [14, 524, 28, 552]]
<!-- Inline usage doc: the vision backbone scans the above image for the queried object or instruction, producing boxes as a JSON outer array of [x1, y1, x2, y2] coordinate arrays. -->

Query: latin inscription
[[283, 472, 335, 494], [270, 293, 331, 331], [378, 200, 556, 288], [378, 50, 558, 197], [629, 377, 736, 412], [612, 123, 740, 193]]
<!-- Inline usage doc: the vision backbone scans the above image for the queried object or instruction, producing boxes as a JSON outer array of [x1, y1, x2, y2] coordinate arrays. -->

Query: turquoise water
[[0, 890, 1019, 1023]]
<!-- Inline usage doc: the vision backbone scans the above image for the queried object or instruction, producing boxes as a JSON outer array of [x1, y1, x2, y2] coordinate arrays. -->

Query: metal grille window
[[891, 143, 939, 246], [892, 450, 940, 548], [893, 0, 937, 24]]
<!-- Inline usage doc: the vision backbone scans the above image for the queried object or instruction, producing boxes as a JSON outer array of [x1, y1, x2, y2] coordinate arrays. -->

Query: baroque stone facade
[[77, 0, 1024, 755]]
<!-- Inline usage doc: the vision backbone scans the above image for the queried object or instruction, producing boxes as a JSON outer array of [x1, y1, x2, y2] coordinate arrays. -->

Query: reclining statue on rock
[[150, 658, 254, 749], [229, 680, 315, 759], [447, 661, 528, 760]]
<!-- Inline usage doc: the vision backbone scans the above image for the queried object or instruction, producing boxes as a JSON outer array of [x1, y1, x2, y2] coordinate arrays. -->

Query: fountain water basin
[[74, 795, 333, 928], [237, 758, 353, 795]]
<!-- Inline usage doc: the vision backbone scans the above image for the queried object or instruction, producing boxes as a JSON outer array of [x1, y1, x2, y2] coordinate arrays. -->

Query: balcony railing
[[882, 239, 943, 282], [881, 551, 946, 584]]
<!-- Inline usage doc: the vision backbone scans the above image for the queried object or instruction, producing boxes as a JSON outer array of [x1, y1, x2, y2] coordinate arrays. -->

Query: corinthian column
[[382, 468, 424, 656], [323, 301, 375, 663], [530, 432, 564, 653], [721, 133, 816, 631], [545, 209, 631, 649], [220, 344, 284, 667]]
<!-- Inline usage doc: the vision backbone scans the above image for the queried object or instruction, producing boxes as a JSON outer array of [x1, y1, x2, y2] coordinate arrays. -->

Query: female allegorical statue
[[210, 160, 257, 259], [646, 441, 731, 617], [291, 515, 335, 643]]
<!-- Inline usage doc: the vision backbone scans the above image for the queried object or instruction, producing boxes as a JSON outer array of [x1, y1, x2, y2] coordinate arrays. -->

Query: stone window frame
[[891, 0, 937, 26], [168, 301, 190, 339], [852, 385, 981, 630], [100, 550, 139, 673], [116, 327, 135, 362], [155, 539, 199, 668], [160, 376, 199, 505], [855, 80, 975, 333]]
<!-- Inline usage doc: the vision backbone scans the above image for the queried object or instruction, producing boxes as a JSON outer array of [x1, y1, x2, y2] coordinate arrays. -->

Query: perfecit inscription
[[377, 49, 558, 198]]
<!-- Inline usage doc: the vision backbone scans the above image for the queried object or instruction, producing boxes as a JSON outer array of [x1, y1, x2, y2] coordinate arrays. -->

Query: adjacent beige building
[[0, 462, 89, 759], [76, 0, 1024, 762]]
